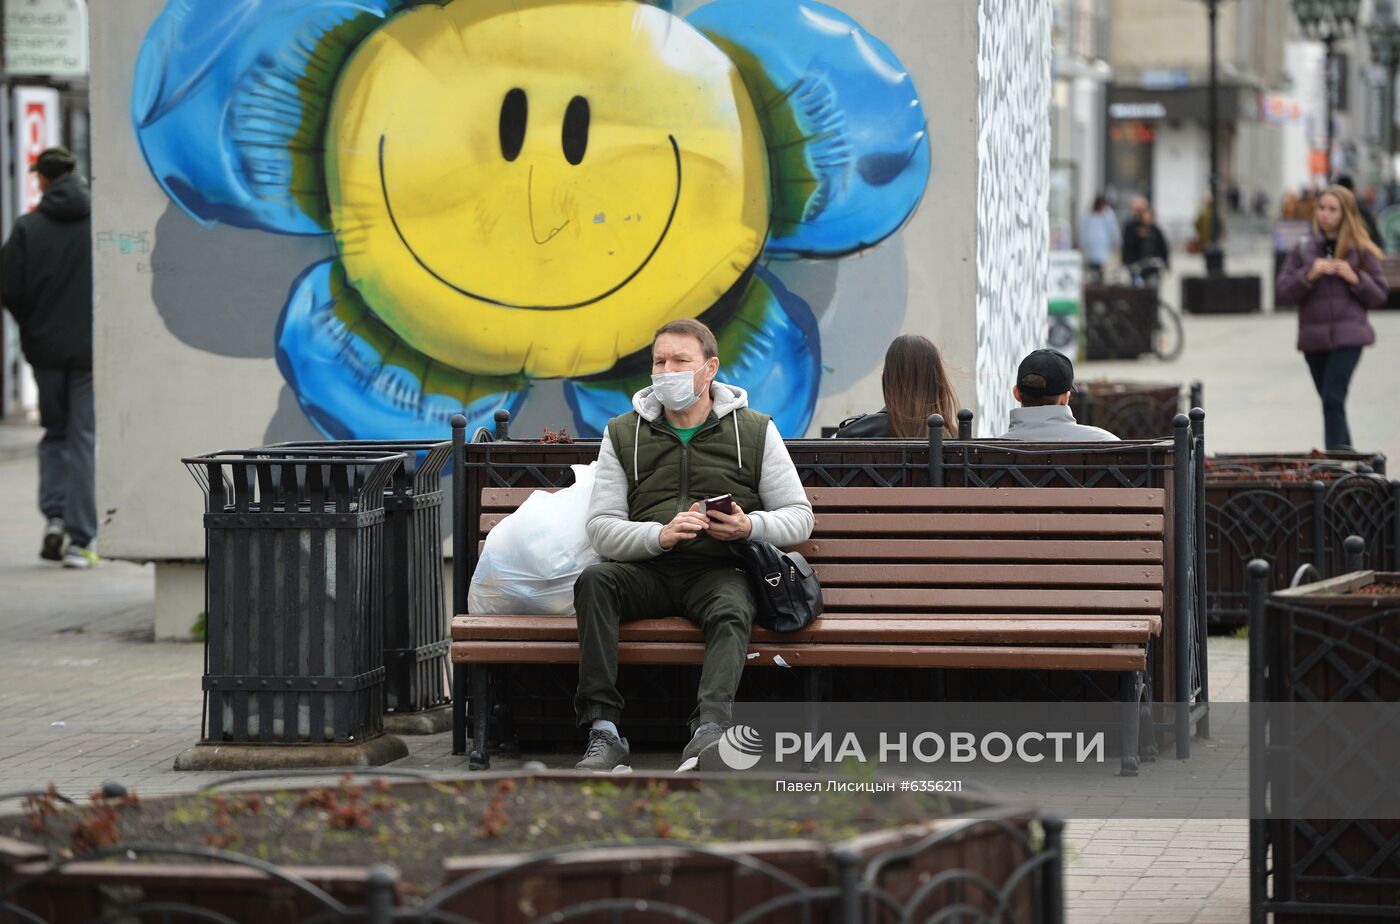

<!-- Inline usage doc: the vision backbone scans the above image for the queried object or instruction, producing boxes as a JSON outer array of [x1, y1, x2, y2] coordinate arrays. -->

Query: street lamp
[[1192, 0, 1231, 277], [1292, 0, 1362, 179], [1369, 2, 1400, 203]]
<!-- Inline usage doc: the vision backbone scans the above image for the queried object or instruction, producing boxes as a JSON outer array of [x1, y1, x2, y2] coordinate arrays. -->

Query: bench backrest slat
[[474, 486, 1167, 606]]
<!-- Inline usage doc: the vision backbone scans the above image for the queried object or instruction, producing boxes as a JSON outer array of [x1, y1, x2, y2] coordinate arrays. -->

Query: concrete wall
[[1109, 0, 1237, 75], [92, 0, 1049, 636]]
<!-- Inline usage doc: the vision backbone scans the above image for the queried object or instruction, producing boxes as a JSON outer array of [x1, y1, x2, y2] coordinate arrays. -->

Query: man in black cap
[[999, 349, 1118, 442], [1, 147, 98, 568]]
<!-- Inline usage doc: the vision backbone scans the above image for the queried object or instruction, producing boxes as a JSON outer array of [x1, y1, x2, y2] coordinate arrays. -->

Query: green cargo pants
[[574, 556, 757, 733]]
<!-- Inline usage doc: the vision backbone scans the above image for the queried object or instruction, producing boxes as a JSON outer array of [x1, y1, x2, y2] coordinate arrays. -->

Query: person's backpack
[[729, 540, 823, 632]]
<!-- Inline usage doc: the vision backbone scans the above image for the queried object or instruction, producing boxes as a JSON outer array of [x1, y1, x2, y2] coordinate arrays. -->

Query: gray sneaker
[[41, 519, 65, 562], [676, 722, 725, 772], [575, 728, 631, 773]]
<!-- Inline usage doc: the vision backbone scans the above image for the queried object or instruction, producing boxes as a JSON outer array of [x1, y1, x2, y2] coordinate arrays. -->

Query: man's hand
[[659, 503, 711, 550], [1334, 259, 1360, 285], [706, 500, 754, 542]]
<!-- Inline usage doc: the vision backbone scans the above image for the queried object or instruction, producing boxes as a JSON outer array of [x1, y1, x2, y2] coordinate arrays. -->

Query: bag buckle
[[765, 573, 782, 587]]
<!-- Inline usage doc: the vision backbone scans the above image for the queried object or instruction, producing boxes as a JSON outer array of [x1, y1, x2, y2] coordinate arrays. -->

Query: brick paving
[[0, 444, 1250, 922]]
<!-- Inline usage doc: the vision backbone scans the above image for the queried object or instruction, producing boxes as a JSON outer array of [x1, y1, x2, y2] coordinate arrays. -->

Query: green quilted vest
[[608, 407, 770, 559]]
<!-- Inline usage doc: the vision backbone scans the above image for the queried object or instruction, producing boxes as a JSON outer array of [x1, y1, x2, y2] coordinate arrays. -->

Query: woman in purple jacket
[[1276, 185, 1384, 450]]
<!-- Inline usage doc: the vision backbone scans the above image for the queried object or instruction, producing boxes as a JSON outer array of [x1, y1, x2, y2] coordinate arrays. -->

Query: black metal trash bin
[[177, 449, 408, 768], [270, 439, 453, 729]]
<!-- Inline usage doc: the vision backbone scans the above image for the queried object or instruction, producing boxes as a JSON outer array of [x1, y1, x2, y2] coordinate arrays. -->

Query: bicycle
[[1117, 257, 1184, 361]]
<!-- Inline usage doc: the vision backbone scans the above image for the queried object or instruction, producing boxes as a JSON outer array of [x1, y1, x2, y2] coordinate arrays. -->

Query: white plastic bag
[[468, 463, 601, 616]]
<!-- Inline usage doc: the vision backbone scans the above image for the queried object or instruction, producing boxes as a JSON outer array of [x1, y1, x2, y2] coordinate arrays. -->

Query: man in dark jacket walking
[[1, 147, 98, 568]]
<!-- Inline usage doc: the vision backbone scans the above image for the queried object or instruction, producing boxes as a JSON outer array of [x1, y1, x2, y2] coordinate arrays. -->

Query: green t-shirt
[[669, 422, 704, 444]]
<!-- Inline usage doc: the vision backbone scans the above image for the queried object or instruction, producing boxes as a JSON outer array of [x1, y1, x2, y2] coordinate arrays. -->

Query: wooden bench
[[452, 486, 1166, 776]]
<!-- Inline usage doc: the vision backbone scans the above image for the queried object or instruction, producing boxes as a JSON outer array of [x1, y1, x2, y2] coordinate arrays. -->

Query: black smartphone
[[703, 494, 734, 515]]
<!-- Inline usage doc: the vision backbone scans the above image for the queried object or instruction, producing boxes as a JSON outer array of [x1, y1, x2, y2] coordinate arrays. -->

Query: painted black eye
[[499, 88, 527, 162], [562, 96, 590, 166]]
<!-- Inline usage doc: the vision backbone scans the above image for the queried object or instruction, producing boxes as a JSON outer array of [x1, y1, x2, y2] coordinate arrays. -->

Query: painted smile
[[377, 134, 682, 311]]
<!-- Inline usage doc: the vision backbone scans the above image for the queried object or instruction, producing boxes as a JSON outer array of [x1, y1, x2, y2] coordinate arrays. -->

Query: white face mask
[[651, 368, 702, 412]]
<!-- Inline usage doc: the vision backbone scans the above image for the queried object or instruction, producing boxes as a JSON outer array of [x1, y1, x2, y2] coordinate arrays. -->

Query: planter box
[[1069, 381, 1182, 441], [1181, 274, 1262, 314], [1251, 571, 1400, 922], [1081, 285, 1154, 359], [1204, 460, 1399, 627], [0, 773, 1061, 924]]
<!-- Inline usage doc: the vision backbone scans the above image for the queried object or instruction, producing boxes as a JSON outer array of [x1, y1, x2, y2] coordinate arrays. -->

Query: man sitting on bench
[[574, 318, 815, 773], [1000, 349, 1119, 442]]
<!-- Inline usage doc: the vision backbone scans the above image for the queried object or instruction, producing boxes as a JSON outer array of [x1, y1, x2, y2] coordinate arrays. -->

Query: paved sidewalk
[[0, 420, 40, 463]]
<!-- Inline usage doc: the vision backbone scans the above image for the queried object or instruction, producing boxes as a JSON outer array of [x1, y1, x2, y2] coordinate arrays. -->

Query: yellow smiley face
[[326, 0, 770, 379]]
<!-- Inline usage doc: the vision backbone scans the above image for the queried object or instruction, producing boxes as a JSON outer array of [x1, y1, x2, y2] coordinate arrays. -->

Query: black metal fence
[[183, 450, 403, 745], [1205, 463, 1400, 626], [1247, 559, 1400, 923], [1066, 380, 1196, 441]]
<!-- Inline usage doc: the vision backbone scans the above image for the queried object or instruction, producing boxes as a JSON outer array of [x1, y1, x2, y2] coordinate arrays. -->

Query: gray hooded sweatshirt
[[586, 381, 815, 561]]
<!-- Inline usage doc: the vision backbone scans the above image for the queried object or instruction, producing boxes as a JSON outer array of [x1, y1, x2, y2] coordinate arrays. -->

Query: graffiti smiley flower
[[134, 0, 930, 438]]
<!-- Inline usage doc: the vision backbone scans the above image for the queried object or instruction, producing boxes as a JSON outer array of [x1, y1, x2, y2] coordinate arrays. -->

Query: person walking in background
[[1078, 195, 1120, 283], [1121, 196, 1148, 239], [1333, 174, 1381, 246], [999, 350, 1117, 442], [0, 147, 98, 568], [1193, 193, 1224, 250], [1121, 205, 1170, 283], [1296, 189, 1317, 224], [834, 334, 961, 439], [1276, 184, 1385, 451]]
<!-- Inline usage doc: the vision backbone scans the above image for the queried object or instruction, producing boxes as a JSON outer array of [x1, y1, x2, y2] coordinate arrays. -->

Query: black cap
[[29, 147, 76, 179], [1016, 349, 1075, 397]]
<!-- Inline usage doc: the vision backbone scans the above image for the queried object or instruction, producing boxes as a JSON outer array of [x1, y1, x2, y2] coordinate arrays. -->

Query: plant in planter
[[0, 771, 1062, 923]]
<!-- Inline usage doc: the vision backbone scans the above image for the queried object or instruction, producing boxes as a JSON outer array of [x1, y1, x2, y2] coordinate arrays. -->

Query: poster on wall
[[1046, 250, 1082, 360], [6, 86, 61, 416], [13, 85, 62, 218], [130, 0, 933, 442]]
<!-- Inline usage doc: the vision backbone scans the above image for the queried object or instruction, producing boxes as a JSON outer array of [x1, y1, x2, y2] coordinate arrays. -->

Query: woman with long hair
[[1276, 184, 1385, 450], [834, 334, 960, 438]]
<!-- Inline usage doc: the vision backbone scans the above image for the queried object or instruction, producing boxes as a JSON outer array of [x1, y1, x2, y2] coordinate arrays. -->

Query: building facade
[[1103, 0, 1291, 238]]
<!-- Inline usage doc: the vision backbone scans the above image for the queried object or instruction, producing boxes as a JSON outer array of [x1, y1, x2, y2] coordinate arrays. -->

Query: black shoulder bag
[[729, 540, 823, 633]]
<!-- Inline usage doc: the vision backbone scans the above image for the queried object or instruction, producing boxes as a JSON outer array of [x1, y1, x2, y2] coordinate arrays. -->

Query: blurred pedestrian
[[1193, 194, 1224, 249], [0, 147, 98, 567], [1333, 174, 1381, 246], [1122, 206, 1170, 284], [1078, 194, 1121, 283], [1275, 184, 1385, 450], [1297, 189, 1317, 223]]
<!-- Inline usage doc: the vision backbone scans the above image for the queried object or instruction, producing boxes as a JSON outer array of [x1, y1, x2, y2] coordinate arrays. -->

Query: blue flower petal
[[133, 0, 403, 234], [564, 266, 821, 438], [687, 0, 930, 258], [275, 259, 527, 439]]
